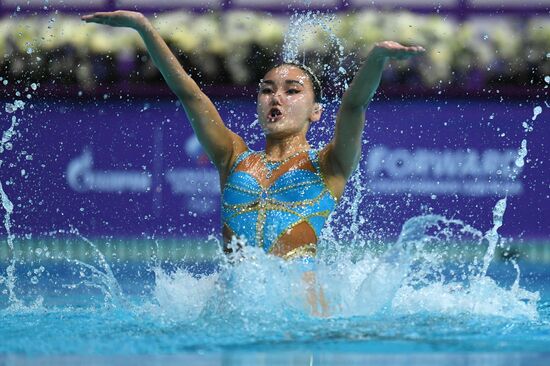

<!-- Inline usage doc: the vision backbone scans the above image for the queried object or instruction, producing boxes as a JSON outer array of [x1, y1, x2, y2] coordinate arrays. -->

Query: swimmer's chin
[[259, 118, 284, 132], [261, 123, 288, 135]]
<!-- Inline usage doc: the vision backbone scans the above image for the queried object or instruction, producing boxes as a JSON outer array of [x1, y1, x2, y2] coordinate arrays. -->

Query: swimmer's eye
[[259, 87, 301, 95]]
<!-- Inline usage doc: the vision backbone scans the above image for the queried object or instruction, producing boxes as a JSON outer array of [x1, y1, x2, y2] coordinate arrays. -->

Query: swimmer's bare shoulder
[[81, 10, 247, 180], [319, 41, 425, 195]]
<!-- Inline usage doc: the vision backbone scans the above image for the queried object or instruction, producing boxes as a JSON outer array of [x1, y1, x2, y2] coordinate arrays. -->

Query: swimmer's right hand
[[81, 10, 147, 29]]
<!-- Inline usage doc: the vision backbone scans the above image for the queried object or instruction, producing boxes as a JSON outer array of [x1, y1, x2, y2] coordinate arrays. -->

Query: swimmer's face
[[257, 65, 322, 138]]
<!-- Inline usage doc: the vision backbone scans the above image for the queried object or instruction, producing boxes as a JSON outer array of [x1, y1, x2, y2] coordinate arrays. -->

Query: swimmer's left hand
[[81, 10, 147, 30], [372, 41, 425, 60]]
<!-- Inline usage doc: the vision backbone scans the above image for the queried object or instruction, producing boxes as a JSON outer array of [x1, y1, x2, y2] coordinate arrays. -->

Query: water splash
[[1, 116, 19, 155], [481, 197, 507, 277], [532, 105, 542, 120], [62, 229, 125, 308], [140, 202, 540, 322], [145, 212, 539, 322], [282, 11, 352, 103], [4, 100, 25, 114], [514, 139, 528, 169], [0, 181, 18, 306], [153, 266, 218, 321], [1, 111, 22, 307]]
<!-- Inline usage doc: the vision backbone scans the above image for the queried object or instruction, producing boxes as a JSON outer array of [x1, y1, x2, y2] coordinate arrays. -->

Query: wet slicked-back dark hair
[[269, 61, 324, 103]]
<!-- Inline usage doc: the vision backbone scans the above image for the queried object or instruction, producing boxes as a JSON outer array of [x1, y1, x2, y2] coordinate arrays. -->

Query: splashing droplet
[[481, 197, 507, 277], [532, 106, 542, 121], [514, 139, 527, 168], [4, 100, 25, 114]]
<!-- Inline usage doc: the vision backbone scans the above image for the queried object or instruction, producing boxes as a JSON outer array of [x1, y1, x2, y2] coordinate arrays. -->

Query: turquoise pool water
[[1, 261, 549, 365], [1, 227, 550, 365]]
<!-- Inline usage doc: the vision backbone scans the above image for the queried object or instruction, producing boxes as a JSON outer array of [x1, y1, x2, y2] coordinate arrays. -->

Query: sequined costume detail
[[222, 150, 337, 259]]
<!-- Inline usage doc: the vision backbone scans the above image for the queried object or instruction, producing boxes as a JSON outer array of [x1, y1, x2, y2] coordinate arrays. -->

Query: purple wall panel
[[0, 96, 548, 240]]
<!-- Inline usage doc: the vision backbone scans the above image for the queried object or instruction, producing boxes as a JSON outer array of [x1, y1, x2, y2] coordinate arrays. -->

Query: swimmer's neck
[[264, 134, 311, 161]]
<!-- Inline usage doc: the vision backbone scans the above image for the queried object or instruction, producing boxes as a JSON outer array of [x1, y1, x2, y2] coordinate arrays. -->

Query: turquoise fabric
[[222, 150, 337, 254]]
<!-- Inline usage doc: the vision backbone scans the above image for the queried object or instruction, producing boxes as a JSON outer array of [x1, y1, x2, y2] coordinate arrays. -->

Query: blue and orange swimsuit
[[221, 149, 338, 261]]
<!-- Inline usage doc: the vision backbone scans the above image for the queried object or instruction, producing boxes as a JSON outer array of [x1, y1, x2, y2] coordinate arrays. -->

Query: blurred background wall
[[0, 0, 548, 256], [1, 0, 549, 97]]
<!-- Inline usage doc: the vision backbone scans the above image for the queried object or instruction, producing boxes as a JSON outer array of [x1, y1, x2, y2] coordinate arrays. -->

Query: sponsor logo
[[67, 150, 151, 193], [165, 168, 219, 195], [165, 168, 219, 214], [364, 146, 523, 196], [66, 146, 219, 214]]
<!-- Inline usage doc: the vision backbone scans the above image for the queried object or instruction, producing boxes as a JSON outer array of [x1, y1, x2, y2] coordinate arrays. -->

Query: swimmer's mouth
[[267, 108, 283, 122]]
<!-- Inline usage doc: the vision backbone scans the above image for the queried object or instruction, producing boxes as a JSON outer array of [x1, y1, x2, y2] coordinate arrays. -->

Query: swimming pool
[[1, 230, 549, 365]]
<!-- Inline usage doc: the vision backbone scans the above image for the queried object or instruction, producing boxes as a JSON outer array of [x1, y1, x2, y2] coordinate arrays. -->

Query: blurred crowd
[[1, 10, 549, 96]]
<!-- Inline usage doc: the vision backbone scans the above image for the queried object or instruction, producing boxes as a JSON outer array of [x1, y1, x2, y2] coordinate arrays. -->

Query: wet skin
[[257, 65, 321, 144]]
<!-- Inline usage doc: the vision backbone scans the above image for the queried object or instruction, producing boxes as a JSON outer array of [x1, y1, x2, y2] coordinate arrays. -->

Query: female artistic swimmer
[[82, 10, 424, 315]]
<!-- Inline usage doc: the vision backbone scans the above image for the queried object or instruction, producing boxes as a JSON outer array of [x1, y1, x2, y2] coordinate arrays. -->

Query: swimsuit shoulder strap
[[228, 149, 255, 174], [308, 148, 321, 173]]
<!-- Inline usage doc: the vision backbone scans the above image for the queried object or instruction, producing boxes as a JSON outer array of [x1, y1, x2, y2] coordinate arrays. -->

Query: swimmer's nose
[[271, 91, 283, 105]]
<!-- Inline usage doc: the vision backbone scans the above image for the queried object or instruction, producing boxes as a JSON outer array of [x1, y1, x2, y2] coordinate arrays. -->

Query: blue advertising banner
[[0, 95, 548, 240]]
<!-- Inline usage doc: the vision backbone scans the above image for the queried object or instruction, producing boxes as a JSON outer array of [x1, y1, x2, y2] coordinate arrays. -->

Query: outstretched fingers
[[81, 12, 110, 24], [396, 45, 425, 54], [81, 11, 133, 27], [374, 41, 426, 60], [394, 45, 426, 60], [405, 45, 426, 53]]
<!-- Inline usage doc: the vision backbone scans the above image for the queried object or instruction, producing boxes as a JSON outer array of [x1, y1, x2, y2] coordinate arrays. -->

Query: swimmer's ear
[[310, 103, 323, 123]]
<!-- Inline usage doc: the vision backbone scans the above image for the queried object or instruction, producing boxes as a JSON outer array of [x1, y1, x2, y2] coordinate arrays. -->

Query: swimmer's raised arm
[[324, 41, 424, 179], [81, 11, 246, 172]]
